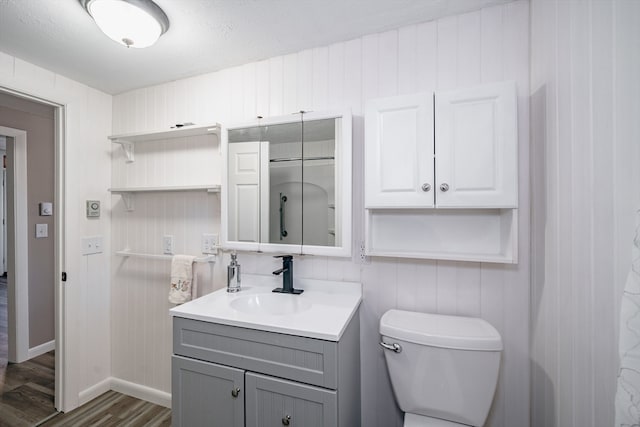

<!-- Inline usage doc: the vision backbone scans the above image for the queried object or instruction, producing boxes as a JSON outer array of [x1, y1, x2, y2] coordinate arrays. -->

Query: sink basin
[[230, 293, 312, 316], [170, 274, 362, 340]]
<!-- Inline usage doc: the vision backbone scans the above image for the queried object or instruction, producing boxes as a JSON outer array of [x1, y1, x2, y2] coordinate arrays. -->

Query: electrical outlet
[[359, 240, 370, 264], [163, 235, 174, 255], [202, 234, 218, 254]]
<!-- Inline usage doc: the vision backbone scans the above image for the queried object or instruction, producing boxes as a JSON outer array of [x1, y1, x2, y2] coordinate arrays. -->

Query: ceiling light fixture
[[79, 0, 169, 48]]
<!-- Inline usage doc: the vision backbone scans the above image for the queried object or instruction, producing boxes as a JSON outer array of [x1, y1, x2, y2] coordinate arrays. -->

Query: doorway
[[0, 128, 30, 365], [0, 90, 61, 415]]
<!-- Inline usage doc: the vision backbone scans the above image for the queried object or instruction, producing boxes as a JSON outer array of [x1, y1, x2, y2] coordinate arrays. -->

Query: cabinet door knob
[[282, 414, 291, 425], [421, 183, 431, 192], [439, 183, 449, 192], [231, 387, 240, 398]]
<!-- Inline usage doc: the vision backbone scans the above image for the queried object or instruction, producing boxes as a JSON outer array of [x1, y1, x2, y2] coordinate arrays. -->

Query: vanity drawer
[[173, 317, 338, 389]]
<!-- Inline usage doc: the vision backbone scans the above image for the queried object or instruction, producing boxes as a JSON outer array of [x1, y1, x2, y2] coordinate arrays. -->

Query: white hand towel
[[168, 255, 196, 304]]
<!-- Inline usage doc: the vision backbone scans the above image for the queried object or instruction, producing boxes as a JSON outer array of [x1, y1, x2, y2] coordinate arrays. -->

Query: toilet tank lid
[[379, 310, 503, 351]]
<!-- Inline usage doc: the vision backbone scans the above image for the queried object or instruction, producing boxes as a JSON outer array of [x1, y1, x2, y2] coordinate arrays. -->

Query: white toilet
[[379, 309, 502, 427]]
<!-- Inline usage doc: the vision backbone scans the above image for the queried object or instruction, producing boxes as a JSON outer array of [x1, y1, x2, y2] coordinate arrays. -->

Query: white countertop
[[169, 274, 362, 341]]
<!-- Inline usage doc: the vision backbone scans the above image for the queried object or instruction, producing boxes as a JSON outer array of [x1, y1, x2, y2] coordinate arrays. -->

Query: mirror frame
[[221, 109, 352, 257]]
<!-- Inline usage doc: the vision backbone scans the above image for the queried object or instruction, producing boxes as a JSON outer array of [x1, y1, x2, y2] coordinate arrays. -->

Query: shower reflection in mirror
[[227, 116, 339, 248]]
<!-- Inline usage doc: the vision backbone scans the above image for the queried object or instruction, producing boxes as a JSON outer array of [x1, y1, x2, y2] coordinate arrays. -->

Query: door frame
[[0, 87, 66, 411], [1, 126, 29, 364]]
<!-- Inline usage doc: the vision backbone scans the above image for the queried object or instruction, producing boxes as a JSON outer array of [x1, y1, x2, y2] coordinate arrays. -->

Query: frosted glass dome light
[[80, 0, 170, 48]]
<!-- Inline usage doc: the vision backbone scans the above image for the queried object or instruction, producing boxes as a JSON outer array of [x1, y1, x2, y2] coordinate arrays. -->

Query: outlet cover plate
[[163, 235, 174, 255], [81, 236, 103, 255]]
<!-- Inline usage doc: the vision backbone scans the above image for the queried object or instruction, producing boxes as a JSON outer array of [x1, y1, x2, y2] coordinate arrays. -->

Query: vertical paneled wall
[[112, 2, 530, 425], [0, 51, 113, 411], [111, 133, 222, 394], [530, 1, 640, 426]]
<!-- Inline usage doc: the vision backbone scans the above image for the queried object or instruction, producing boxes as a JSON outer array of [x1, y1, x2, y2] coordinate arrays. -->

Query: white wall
[[0, 52, 112, 411], [112, 2, 530, 425], [530, 0, 640, 426], [111, 132, 221, 398]]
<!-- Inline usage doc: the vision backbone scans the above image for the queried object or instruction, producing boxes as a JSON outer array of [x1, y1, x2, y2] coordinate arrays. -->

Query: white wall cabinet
[[365, 81, 517, 209], [222, 110, 352, 257], [364, 81, 518, 263]]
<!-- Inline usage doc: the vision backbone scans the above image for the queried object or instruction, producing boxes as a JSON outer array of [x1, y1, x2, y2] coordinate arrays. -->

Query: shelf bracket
[[114, 140, 135, 163], [121, 193, 134, 211]]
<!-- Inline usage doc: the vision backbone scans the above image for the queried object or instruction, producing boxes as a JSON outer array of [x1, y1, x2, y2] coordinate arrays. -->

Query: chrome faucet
[[272, 255, 303, 294]]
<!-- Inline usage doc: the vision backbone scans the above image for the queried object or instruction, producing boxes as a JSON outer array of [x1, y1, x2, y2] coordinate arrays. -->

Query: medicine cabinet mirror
[[222, 111, 352, 257]]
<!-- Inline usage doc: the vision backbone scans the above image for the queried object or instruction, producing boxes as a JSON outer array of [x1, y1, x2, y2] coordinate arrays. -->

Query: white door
[[435, 81, 518, 208], [227, 141, 267, 243], [365, 92, 435, 208]]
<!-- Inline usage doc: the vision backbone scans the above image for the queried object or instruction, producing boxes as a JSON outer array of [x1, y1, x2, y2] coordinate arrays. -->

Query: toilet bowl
[[380, 309, 502, 427]]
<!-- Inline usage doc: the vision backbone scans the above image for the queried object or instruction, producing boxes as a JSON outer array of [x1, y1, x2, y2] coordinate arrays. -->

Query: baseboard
[[110, 377, 171, 408], [27, 340, 55, 359], [78, 378, 111, 406]]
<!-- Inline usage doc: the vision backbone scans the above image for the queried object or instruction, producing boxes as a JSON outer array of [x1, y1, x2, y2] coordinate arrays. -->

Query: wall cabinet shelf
[[364, 81, 518, 263]]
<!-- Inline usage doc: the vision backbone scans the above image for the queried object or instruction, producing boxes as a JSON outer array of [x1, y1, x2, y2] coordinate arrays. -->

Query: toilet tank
[[380, 310, 502, 427]]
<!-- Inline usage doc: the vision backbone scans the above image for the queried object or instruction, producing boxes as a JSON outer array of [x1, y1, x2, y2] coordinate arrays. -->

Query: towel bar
[[115, 250, 216, 263]]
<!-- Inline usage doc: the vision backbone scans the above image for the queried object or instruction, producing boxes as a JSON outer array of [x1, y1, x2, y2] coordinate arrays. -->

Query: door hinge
[[61, 272, 67, 282]]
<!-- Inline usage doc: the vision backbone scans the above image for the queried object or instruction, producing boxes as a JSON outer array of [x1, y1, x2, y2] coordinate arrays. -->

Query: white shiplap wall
[[112, 2, 530, 425], [530, 1, 640, 426], [0, 52, 112, 412]]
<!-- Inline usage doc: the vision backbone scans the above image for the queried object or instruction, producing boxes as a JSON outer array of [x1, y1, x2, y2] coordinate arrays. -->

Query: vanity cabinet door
[[246, 372, 337, 427], [365, 92, 435, 208], [435, 81, 518, 208], [172, 355, 245, 427]]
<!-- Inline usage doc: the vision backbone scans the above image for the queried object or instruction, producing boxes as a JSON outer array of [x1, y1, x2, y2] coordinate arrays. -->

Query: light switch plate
[[82, 236, 103, 255], [39, 202, 53, 216], [35, 224, 48, 238], [201, 234, 218, 254], [86, 200, 100, 218], [163, 235, 174, 255]]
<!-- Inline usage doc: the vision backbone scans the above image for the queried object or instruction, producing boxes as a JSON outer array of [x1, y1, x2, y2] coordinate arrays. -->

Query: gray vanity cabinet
[[172, 314, 360, 427], [172, 355, 245, 427]]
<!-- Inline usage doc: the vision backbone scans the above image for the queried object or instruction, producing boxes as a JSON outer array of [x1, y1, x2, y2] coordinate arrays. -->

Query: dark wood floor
[[41, 391, 171, 427], [0, 351, 56, 426]]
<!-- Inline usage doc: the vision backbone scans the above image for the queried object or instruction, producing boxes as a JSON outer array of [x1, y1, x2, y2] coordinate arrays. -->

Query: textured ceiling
[[0, 0, 512, 95]]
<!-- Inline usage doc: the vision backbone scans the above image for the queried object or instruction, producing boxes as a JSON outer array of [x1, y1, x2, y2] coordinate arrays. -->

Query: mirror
[[223, 111, 351, 256]]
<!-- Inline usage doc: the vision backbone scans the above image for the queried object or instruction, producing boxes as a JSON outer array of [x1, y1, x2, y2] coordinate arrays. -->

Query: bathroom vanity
[[170, 274, 362, 427]]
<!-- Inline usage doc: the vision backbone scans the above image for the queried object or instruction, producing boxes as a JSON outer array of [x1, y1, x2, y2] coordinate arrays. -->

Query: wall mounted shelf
[[109, 185, 221, 211], [109, 123, 221, 162]]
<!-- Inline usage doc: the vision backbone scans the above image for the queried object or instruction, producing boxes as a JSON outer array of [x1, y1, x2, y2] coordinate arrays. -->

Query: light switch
[[35, 224, 48, 238], [82, 236, 103, 255]]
